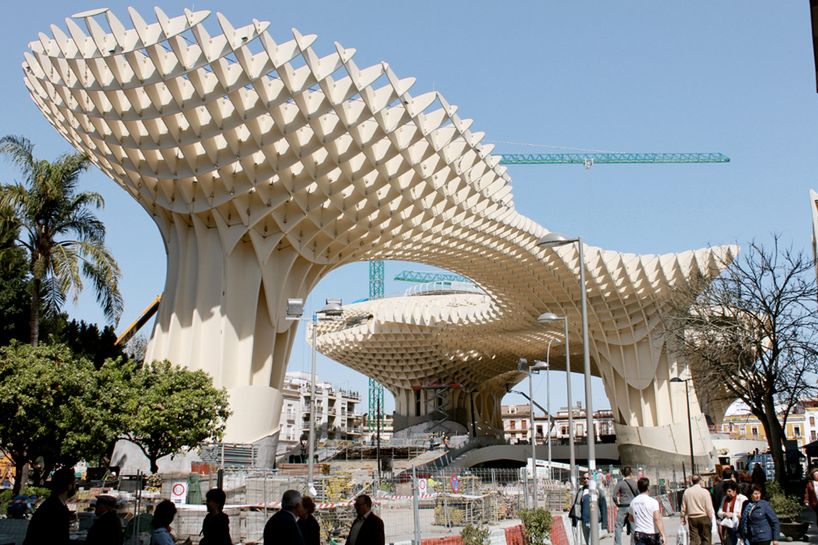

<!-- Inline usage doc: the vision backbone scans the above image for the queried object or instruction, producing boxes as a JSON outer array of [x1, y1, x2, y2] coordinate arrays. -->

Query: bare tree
[[663, 236, 818, 485], [125, 333, 148, 363]]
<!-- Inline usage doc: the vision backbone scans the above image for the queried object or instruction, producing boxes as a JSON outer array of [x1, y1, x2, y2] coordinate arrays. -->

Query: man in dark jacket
[[263, 489, 304, 545], [23, 468, 76, 545], [346, 494, 385, 545], [298, 496, 320, 545], [85, 495, 123, 545]]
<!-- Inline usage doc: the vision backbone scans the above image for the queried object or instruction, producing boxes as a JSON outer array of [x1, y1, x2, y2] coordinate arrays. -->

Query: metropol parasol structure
[[22, 6, 735, 467]]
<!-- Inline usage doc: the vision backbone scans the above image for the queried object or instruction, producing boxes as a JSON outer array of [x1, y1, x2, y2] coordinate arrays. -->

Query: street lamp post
[[545, 340, 553, 480], [538, 312, 575, 493], [518, 357, 549, 509], [670, 376, 695, 474], [538, 233, 598, 545], [286, 297, 343, 493]]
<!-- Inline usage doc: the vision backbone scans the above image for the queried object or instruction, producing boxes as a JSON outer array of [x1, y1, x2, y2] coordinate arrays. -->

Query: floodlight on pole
[[537, 232, 598, 545], [537, 311, 576, 493]]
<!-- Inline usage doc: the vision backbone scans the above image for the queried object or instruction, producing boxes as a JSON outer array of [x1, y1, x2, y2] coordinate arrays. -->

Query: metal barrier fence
[[54, 463, 693, 544]]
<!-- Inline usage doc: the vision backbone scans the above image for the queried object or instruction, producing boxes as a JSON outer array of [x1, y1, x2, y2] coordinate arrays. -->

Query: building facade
[[718, 400, 818, 449], [277, 372, 362, 454], [502, 402, 615, 445]]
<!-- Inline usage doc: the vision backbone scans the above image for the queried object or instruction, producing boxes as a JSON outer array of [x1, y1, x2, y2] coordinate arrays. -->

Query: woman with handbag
[[717, 482, 746, 545]]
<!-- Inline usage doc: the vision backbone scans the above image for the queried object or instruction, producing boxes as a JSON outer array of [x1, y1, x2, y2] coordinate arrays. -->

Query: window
[[812, 431, 816, 441], [752, 427, 758, 437], [521, 420, 527, 430], [561, 426, 568, 435], [811, 416, 815, 427], [794, 426, 801, 437], [510, 421, 516, 430]]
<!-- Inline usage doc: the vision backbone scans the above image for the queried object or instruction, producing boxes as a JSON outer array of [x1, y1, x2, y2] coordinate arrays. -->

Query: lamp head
[[537, 312, 563, 323], [537, 232, 577, 248], [286, 298, 305, 320], [319, 298, 343, 317], [531, 361, 549, 372], [517, 358, 529, 371], [669, 377, 685, 384]]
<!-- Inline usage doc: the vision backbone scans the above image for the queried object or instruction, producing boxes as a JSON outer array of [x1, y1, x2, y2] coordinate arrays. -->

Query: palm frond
[[0, 136, 35, 180], [74, 239, 124, 325]]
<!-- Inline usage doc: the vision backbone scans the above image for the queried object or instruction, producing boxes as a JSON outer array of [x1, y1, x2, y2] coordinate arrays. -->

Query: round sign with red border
[[450, 475, 460, 493]]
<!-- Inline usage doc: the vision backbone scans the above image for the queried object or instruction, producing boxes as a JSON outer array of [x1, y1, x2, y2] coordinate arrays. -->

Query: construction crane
[[365, 150, 730, 418], [498, 152, 730, 166], [367, 261, 386, 431], [394, 270, 470, 284], [115, 294, 162, 346]]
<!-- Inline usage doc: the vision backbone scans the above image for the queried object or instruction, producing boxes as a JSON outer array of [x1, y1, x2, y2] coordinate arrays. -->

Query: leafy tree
[[124, 360, 231, 473], [0, 342, 120, 494], [45, 317, 124, 368], [0, 135, 123, 346], [663, 236, 818, 485], [0, 201, 30, 345]]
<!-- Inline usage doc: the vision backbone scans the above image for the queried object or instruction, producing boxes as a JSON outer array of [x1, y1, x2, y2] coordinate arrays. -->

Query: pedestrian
[[298, 496, 320, 545], [613, 466, 638, 545], [804, 468, 818, 526], [628, 477, 665, 545], [712, 468, 735, 511], [346, 494, 385, 545], [150, 499, 179, 545], [713, 468, 735, 544], [681, 475, 715, 545], [569, 472, 608, 545], [751, 464, 767, 491], [738, 485, 779, 545], [201, 488, 232, 545], [263, 489, 305, 545], [22, 468, 77, 545], [85, 495, 123, 545], [717, 481, 747, 545]]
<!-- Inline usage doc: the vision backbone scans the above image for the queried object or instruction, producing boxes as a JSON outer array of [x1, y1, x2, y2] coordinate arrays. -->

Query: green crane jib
[[394, 270, 470, 284], [498, 152, 730, 166]]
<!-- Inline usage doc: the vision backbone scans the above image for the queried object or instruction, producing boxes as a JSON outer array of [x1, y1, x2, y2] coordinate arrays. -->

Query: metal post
[[577, 239, 599, 545], [308, 313, 317, 489], [412, 465, 422, 545], [546, 341, 552, 481], [564, 317, 576, 495], [376, 395, 382, 484], [685, 379, 695, 475], [529, 363, 537, 509]]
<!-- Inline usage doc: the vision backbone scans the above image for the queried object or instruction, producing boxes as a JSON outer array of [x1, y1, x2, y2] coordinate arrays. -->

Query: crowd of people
[[607, 465, 787, 545], [18, 467, 385, 545]]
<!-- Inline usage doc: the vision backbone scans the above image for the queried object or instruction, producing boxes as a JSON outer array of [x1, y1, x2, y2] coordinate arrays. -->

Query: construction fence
[[31, 464, 692, 544]]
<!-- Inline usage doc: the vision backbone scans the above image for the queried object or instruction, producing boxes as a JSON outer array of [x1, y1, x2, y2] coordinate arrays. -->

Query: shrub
[[767, 482, 802, 521], [461, 523, 490, 545], [520, 508, 553, 545]]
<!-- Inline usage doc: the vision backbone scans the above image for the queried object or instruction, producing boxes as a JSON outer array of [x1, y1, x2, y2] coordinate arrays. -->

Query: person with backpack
[[613, 466, 638, 545]]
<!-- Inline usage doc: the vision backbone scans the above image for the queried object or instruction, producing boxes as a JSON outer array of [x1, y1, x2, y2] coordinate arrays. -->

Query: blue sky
[[1, 1, 816, 414]]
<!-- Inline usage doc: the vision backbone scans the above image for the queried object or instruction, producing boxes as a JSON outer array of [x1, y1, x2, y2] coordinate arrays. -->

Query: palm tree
[[0, 135, 123, 345]]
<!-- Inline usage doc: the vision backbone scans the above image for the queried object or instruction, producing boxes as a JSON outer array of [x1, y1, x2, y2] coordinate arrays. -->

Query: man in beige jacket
[[681, 475, 715, 545]]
